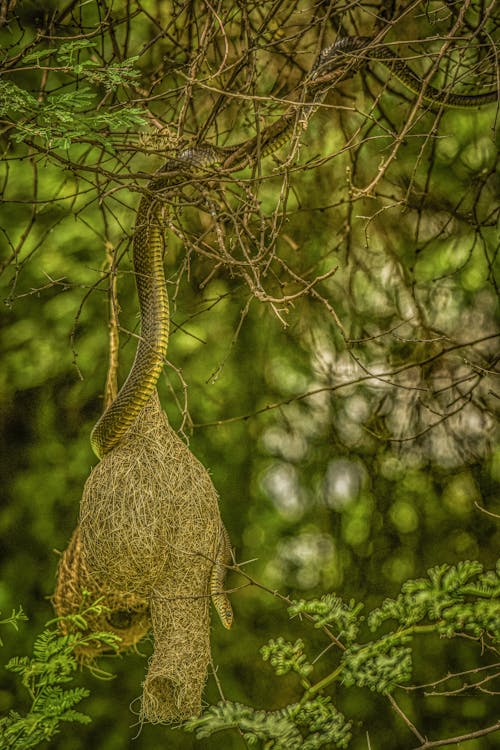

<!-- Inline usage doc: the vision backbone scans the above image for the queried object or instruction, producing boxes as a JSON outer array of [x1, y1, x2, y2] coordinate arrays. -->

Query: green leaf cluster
[[55, 40, 141, 88], [0, 38, 145, 149], [0, 604, 119, 750], [0, 609, 28, 647], [0, 78, 145, 149], [340, 633, 413, 693], [185, 698, 351, 749], [292, 698, 351, 750], [368, 560, 500, 639], [187, 560, 499, 747], [289, 595, 363, 643], [260, 637, 313, 679]]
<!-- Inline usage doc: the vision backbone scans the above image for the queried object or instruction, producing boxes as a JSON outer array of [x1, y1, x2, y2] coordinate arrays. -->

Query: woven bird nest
[[54, 391, 224, 723], [53, 527, 151, 656]]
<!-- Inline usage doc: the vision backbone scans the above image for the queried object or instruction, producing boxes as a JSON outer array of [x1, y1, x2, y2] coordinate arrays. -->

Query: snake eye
[[107, 609, 133, 630]]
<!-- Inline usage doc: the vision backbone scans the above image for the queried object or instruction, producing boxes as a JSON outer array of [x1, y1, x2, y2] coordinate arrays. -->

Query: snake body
[[90, 37, 496, 627], [374, 44, 497, 108], [210, 525, 234, 629], [314, 36, 497, 108], [90, 148, 222, 459]]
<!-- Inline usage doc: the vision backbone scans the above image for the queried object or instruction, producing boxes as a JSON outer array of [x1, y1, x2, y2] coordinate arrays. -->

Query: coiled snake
[[89, 37, 496, 627]]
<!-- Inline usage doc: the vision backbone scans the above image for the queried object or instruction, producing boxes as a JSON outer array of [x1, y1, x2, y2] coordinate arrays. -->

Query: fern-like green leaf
[[261, 637, 313, 679], [289, 595, 363, 643]]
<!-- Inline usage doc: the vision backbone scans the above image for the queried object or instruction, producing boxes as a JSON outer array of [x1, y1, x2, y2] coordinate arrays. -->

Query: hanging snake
[[89, 36, 496, 628]]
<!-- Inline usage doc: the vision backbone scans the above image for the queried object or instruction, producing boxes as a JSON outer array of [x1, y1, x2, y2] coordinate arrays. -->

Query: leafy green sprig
[[288, 595, 363, 643], [261, 637, 313, 681], [0, 608, 28, 647], [0, 38, 146, 149], [186, 560, 500, 748], [0, 603, 119, 750], [185, 698, 352, 750]]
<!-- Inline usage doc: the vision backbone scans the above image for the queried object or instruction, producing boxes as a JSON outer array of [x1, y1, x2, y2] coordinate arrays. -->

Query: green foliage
[[340, 634, 413, 693], [18, 39, 141, 89], [2, 563, 498, 748], [260, 637, 313, 680], [288, 596, 363, 643], [187, 560, 499, 746], [0, 38, 145, 149], [186, 701, 304, 747], [0, 79, 145, 149], [292, 698, 351, 750], [0, 609, 28, 647], [368, 560, 500, 639], [0, 604, 119, 750], [185, 698, 352, 749]]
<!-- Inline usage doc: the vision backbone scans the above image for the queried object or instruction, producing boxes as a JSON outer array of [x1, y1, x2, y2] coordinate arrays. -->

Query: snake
[[210, 524, 234, 629], [89, 36, 496, 628], [314, 36, 497, 109]]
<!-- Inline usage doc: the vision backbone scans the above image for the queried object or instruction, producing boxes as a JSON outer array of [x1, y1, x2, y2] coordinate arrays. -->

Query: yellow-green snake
[[210, 525, 234, 629], [89, 36, 496, 628], [315, 36, 497, 109]]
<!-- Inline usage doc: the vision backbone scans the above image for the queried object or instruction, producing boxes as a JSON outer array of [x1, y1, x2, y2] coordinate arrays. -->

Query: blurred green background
[[1, 1, 499, 748]]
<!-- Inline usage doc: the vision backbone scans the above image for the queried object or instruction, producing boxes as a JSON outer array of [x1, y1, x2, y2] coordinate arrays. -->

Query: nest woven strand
[[55, 390, 223, 723], [53, 526, 151, 656]]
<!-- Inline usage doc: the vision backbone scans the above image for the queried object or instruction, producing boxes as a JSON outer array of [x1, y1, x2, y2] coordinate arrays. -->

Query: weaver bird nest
[[54, 392, 224, 723]]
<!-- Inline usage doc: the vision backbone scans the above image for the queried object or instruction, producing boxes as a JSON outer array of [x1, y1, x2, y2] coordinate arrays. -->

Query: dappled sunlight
[[260, 462, 306, 521], [323, 458, 366, 510], [265, 531, 339, 590]]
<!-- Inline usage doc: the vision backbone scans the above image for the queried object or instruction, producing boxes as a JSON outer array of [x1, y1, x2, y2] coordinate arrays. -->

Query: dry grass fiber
[[54, 391, 224, 722]]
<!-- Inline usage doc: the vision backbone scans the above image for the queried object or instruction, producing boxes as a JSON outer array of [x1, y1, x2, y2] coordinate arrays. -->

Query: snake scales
[[89, 36, 496, 628]]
